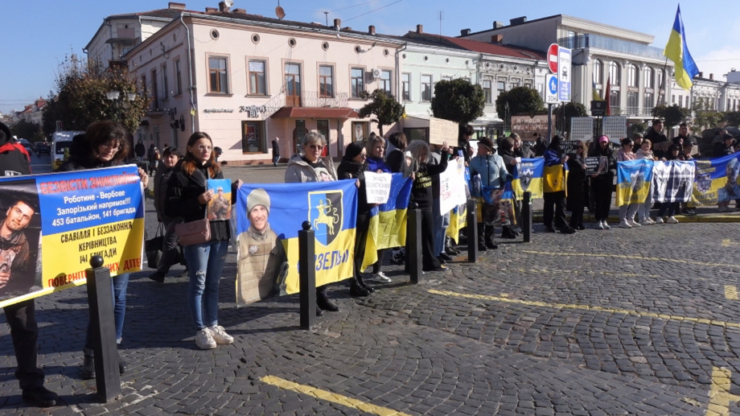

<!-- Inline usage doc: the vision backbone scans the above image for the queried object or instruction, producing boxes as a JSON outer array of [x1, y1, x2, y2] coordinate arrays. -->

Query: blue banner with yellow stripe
[[616, 159, 654, 206], [0, 166, 145, 308], [692, 152, 740, 205], [360, 174, 412, 271], [235, 180, 357, 304], [512, 158, 544, 200]]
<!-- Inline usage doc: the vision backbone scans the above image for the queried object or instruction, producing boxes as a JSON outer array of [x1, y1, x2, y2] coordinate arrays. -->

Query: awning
[[271, 107, 359, 119], [469, 114, 503, 126]]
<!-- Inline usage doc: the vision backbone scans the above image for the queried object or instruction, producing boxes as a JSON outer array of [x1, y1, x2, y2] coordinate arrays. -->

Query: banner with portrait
[[360, 174, 412, 270], [511, 158, 544, 200], [0, 166, 145, 308], [692, 152, 740, 205], [652, 161, 695, 203], [616, 159, 654, 206], [235, 180, 357, 306]]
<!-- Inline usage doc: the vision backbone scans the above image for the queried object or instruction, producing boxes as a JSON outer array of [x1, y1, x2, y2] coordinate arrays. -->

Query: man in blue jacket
[[469, 137, 511, 250]]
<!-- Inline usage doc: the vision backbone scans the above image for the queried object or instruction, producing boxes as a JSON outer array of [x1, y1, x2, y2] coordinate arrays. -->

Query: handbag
[[145, 223, 164, 269], [175, 169, 211, 246]]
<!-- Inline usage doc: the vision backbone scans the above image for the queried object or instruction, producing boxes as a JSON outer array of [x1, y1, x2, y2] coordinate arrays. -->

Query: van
[[51, 131, 83, 170]]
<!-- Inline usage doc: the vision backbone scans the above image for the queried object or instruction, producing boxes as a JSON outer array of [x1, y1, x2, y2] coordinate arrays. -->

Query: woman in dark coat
[[566, 141, 587, 230], [588, 136, 617, 229], [498, 137, 520, 238]]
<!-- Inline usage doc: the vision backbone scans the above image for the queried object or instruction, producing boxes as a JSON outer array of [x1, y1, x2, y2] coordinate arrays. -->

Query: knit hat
[[0, 122, 11, 145], [599, 135, 609, 144], [478, 137, 495, 151], [247, 188, 270, 215], [343, 141, 365, 161]]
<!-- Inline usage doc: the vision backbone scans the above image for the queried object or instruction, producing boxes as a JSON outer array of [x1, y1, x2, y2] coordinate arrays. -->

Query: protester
[[566, 140, 588, 230], [56, 121, 148, 377], [645, 120, 668, 158], [616, 138, 641, 228], [456, 125, 474, 163], [165, 132, 240, 349], [680, 139, 697, 215], [542, 136, 576, 234], [365, 136, 392, 283], [147, 143, 157, 170], [386, 132, 412, 177], [271, 137, 280, 166], [427, 145, 453, 265], [534, 135, 547, 157], [655, 144, 683, 224], [149, 146, 183, 283], [635, 139, 657, 225], [714, 135, 736, 212], [469, 137, 511, 248], [512, 133, 533, 159], [589, 135, 616, 230], [134, 139, 146, 162], [497, 137, 520, 238], [407, 140, 452, 270], [632, 133, 644, 153], [285, 132, 339, 314]]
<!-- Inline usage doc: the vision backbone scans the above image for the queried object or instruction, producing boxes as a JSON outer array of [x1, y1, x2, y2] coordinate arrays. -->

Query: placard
[[511, 115, 549, 141], [585, 156, 609, 175], [429, 117, 459, 146], [363, 172, 392, 204], [438, 158, 467, 214]]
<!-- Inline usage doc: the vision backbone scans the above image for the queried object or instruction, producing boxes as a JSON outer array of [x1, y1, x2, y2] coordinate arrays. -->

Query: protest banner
[[0, 166, 144, 308], [511, 115, 549, 141], [438, 158, 467, 215], [511, 158, 544, 200], [585, 156, 609, 175], [207, 179, 231, 221], [652, 161, 695, 203], [616, 159, 654, 206], [363, 172, 392, 205], [692, 152, 740, 205], [235, 180, 357, 305], [429, 117, 459, 146]]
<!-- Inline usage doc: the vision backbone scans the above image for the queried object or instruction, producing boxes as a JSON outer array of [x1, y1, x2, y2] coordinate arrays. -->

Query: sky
[[1, 0, 738, 115]]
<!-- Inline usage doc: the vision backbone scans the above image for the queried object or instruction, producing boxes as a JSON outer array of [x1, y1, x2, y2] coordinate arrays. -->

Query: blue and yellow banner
[[235, 180, 357, 304], [616, 159, 654, 206], [544, 163, 569, 194], [360, 174, 412, 270], [512, 158, 544, 200], [0, 166, 144, 308], [692, 152, 740, 205]]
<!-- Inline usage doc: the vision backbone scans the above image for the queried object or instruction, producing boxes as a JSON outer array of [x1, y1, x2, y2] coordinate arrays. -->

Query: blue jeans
[[85, 273, 129, 349], [184, 240, 229, 330], [658, 202, 679, 218]]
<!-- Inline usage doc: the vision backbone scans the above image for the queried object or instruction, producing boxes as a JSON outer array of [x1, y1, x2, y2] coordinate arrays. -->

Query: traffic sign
[[558, 46, 572, 102], [547, 44, 559, 74], [545, 74, 559, 104]]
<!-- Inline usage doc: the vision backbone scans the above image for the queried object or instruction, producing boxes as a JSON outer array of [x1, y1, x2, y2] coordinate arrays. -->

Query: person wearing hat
[[237, 188, 287, 304], [588, 135, 617, 229], [469, 137, 511, 249]]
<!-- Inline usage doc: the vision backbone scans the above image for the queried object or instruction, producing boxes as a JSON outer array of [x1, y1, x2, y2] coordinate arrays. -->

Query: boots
[[477, 223, 487, 251], [350, 279, 370, 297], [501, 226, 517, 239], [484, 225, 498, 250], [316, 286, 339, 311], [445, 236, 459, 256], [355, 273, 374, 293], [81, 347, 126, 379]]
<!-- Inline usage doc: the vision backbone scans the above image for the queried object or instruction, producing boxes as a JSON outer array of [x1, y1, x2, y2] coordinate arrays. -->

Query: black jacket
[[387, 149, 412, 178], [411, 156, 448, 210], [337, 160, 370, 215], [588, 144, 617, 178], [135, 142, 146, 157], [0, 138, 31, 177], [272, 140, 280, 157], [498, 147, 517, 175], [645, 128, 668, 157], [566, 154, 587, 210], [713, 142, 735, 158]]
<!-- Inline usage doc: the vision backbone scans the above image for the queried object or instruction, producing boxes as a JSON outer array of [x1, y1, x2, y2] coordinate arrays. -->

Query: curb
[[532, 214, 740, 224]]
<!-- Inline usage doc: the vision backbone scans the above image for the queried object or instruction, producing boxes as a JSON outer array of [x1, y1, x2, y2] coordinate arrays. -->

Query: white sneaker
[[619, 220, 632, 229], [628, 219, 641, 227], [373, 272, 392, 283], [656, 217, 665, 224], [195, 328, 216, 350], [603, 221, 611, 230], [598, 220, 605, 230], [667, 216, 679, 224], [209, 325, 234, 345], [640, 218, 655, 225]]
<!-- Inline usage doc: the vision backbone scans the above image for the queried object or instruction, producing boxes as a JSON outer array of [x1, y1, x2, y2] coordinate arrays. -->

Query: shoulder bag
[[175, 169, 211, 246]]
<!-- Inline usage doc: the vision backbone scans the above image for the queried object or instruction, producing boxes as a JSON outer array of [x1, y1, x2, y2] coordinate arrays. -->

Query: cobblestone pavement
[[2, 163, 740, 414]]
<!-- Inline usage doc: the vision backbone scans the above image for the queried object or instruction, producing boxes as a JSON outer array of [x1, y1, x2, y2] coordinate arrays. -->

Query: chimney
[[218, 1, 230, 12], [369, 25, 376, 35], [416, 24, 423, 34], [510, 16, 527, 26], [460, 28, 471, 36], [168, 2, 186, 10], [493, 21, 505, 29], [205, 7, 217, 13], [698, 71, 703, 78], [710, 73, 714, 80], [233, 8, 246, 14], [333, 18, 341, 29], [491, 34, 504, 44]]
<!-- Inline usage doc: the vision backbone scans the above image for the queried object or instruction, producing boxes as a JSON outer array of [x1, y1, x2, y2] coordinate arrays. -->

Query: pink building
[[125, 3, 403, 164]]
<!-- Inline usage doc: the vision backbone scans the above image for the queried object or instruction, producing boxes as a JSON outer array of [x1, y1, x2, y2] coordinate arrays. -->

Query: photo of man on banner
[[0, 180, 41, 299]]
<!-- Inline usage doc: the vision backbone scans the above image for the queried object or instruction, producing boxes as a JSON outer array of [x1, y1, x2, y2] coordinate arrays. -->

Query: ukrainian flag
[[692, 152, 740, 205], [664, 5, 699, 91], [592, 81, 602, 101], [544, 163, 568, 194], [512, 158, 544, 200], [616, 159, 654, 206], [360, 174, 413, 270]]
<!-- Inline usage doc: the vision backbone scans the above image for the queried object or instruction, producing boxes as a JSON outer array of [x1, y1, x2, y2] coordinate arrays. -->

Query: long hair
[[181, 132, 220, 178], [406, 140, 430, 167], [85, 121, 130, 164]]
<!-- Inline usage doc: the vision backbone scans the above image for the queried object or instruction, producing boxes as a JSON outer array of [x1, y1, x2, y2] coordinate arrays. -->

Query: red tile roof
[[271, 107, 359, 119], [443, 36, 546, 60]]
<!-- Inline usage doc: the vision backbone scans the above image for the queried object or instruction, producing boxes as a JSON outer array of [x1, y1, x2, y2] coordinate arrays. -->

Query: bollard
[[85, 256, 121, 403], [408, 202, 422, 284], [466, 199, 478, 263], [298, 221, 316, 329], [522, 191, 532, 243]]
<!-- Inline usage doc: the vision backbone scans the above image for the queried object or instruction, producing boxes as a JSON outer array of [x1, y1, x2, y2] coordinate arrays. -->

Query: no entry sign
[[547, 43, 559, 74]]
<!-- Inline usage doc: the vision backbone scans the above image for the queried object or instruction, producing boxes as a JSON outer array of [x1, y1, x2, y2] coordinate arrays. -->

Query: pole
[[85, 256, 121, 403], [408, 202, 422, 284], [522, 191, 532, 243], [466, 199, 478, 262], [547, 103, 553, 142], [298, 221, 316, 329]]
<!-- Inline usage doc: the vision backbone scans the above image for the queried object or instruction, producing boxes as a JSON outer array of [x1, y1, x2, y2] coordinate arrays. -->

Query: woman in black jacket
[[165, 132, 241, 350], [56, 120, 148, 379], [337, 142, 374, 297], [149, 146, 182, 282], [386, 132, 413, 177], [566, 141, 588, 230], [498, 137, 520, 238], [588, 136, 617, 230]]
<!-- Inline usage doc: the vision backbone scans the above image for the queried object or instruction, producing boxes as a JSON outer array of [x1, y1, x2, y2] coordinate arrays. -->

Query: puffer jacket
[[469, 153, 510, 189], [284, 154, 337, 183], [154, 163, 176, 222]]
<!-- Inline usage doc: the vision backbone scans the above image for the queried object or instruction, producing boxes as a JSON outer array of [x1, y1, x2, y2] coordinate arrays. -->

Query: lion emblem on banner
[[308, 190, 343, 246]]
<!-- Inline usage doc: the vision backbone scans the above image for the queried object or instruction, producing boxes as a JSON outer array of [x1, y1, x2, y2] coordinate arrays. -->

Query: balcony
[[301, 92, 349, 108], [558, 34, 665, 60], [626, 106, 640, 117]]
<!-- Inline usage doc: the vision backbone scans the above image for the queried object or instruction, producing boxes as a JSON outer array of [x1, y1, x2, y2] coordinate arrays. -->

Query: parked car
[[35, 142, 50, 156], [51, 131, 83, 169]]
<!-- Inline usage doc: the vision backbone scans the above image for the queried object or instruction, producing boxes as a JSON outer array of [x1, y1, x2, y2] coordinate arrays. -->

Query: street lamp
[[105, 90, 137, 122]]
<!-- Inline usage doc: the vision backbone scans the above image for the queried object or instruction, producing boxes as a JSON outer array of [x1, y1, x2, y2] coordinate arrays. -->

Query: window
[[162, 63, 169, 99], [593, 59, 603, 85], [421, 74, 432, 101], [151, 69, 158, 110], [679, 95, 684, 108], [644, 67, 654, 89], [643, 92, 654, 110], [510, 78, 521, 88], [242, 121, 266, 153], [248, 60, 267, 95], [497, 81, 506, 93], [319, 65, 334, 97], [657, 70, 664, 90], [208, 57, 228, 93], [380, 70, 392, 94], [351, 68, 364, 98], [627, 64, 638, 88], [608, 62, 620, 86], [567, 30, 576, 49], [140, 75, 147, 97], [175, 59, 182, 95], [401, 73, 411, 101], [285, 63, 301, 106], [672, 94, 676, 104], [627, 91, 639, 114], [482, 80, 492, 104]]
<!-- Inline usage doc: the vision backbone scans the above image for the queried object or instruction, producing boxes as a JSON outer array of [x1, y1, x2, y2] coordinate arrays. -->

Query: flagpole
[[658, 56, 669, 107]]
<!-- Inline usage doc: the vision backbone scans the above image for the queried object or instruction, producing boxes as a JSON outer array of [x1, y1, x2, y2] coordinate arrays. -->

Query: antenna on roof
[[439, 11, 442, 43], [275, 0, 285, 19], [324, 11, 329, 26]]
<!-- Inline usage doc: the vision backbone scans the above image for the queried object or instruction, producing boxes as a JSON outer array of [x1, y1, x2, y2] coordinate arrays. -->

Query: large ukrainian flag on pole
[[664, 5, 699, 91]]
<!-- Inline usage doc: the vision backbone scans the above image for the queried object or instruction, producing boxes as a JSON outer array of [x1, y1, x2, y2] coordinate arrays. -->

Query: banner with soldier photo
[[652, 161, 695, 203], [692, 152, 740, 205], [616, 160, 654, 206], [0, 166, 145, 308], [235, 180, 358, 306]]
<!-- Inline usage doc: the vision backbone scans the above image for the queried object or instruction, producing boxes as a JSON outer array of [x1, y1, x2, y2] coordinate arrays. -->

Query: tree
[[723, 111, 740, 127], [495, 86, 545, 130], [357, 89, 404, 137], [628, 122, 647, 138], [652, 104, 689, 131], [10, 119, 44, 141], [430, 79, 485, 125], [687, 100, 723, 135], [42, 54, 150, 137], [554, 102, 588, 133]]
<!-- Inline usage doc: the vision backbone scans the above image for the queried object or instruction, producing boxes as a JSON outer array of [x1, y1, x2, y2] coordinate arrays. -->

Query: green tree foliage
[[555, 102, 588, 133], [723, 111, 740, 127], [10, 119, 44, 142], [358, 89, 404, 137], [496, 86, 545, 129], [430, 79, 485, 125], [652, 104, 689, 131], [627, 122, 647, 138], [42, 54, 150, 137]]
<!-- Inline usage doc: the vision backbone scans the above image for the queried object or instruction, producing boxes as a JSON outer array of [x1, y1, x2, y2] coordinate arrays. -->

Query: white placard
[[364, 172, 392, 204], [429, 117, 459, 146], [438, 158, 467, 214]]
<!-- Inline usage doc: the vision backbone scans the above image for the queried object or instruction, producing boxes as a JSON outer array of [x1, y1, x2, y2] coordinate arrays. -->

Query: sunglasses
[[308, 144, 324, 150]]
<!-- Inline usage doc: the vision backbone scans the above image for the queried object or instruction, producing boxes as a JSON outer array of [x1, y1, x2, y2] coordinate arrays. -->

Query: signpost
[[558, 47, 572, 103]]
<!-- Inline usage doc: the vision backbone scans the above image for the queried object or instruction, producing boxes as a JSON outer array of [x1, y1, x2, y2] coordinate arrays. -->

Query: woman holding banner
[[542, 136, 576, 234], [56, 121, 148, 378], [285, 132, 340, 314], [616, 138, 640, 229], [588, 136, 616, 230], [365, 136, 393, 283], [166, 132, 241, 350]]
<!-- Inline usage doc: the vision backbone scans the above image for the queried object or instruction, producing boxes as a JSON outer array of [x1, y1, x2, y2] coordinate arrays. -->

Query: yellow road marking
[[428, 289, 740, 329], [510, 268, 660, 278], [707, 367, 740, 416], [722, 240, 740, 247], [725, 286, 738, 301], [522, 250, 740, 269], [261, 375, 412, 416]]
